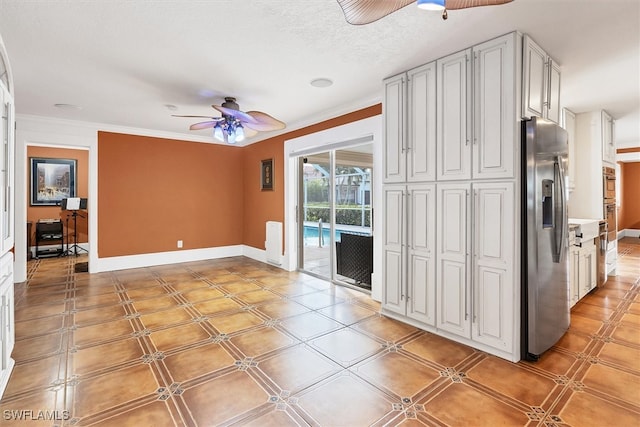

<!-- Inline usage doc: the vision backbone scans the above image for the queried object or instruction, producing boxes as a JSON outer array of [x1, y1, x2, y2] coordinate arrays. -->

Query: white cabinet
[[0, 86, 14, 253], [569, 239, 597, 307], [407, 63, 437, 182], [383, 62, 437, 184], [0, 252, 14, 398], [562, 108, 577, 191], [437, 33, 517, 181], [383, 73, 406, 183], [437, 49, 471, 181], [436, 183, 470, 337], [472, 35, 516, 179], [569, 242, 580, 307], [383, 184, 436, 326], [472, 182, 515, 351], [601, 110, 616, 165], [570, 110, 616, 219], [0, 33, 14, 400], [381, 32, 521, 362], [436, 182, 515, 351], [523, 35, 561, 124]]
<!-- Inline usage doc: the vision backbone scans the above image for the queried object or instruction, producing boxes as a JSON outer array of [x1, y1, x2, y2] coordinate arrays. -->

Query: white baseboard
[[90, 245, 292, 273], [619, 229, 640, 239]]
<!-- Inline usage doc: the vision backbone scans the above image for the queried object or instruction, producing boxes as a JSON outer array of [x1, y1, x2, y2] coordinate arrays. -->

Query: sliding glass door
[[298, 144, 373, 290]]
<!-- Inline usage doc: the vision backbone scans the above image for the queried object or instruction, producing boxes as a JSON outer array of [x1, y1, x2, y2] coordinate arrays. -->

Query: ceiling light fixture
[[310, 78, 333, 88], [417, 0, 445, 11], [213, 119, 245, 144], [54, 103, 82, 110]]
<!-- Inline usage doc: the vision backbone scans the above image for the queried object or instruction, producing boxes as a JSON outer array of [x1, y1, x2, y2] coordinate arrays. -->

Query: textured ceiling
[[0, 0, 638, 147]]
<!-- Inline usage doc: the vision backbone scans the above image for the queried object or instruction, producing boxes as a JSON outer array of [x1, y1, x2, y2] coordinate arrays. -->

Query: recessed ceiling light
[[54, 103, 82, 110], [310, 78, 333, 88]]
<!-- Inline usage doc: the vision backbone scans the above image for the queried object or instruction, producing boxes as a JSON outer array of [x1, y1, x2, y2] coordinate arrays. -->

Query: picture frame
[[30, 157, 77, 206], [261, 158, 274, 191]]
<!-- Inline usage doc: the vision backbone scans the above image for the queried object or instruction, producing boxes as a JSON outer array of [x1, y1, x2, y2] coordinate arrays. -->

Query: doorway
[[298, 144, 373, 291]]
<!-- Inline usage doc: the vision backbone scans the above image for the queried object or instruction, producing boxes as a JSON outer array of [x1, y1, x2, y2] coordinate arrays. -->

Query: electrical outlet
[[177, 240, 183, 248]]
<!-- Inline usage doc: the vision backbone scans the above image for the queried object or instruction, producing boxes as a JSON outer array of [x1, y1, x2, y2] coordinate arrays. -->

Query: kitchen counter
[[569, 218, 600, 241]]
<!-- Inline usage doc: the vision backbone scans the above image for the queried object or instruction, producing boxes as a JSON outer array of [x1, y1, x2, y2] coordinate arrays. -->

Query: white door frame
[[283, 115, 383, 301]]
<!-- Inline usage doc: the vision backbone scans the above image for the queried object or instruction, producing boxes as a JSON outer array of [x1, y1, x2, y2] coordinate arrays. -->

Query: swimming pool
[[302, 225, 369, 246]]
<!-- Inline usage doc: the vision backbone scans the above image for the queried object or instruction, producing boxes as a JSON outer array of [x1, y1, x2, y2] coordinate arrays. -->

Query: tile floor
[[1, 240, 639, 426]]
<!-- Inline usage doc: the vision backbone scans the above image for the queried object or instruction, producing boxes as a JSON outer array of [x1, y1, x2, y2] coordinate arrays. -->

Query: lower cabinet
[[569, 239, 597, 307], [0, 251, 15, 399], [383, 184, 436, 326], [383, 181, 516, 360]]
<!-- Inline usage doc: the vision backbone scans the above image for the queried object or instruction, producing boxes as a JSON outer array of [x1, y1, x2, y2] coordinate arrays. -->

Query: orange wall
[[97, 105, 381, 258], [98, 132, 244, 257], [242, 104, 382, 251], [619, 161, 640, 230], [27, 146, 89, 246]]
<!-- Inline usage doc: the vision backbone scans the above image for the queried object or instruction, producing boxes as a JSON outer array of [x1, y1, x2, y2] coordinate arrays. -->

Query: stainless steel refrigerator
[[521, 116, 570, 361]]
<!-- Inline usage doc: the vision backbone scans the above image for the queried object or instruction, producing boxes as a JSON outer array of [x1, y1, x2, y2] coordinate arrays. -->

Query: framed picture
[[30, 157, 77, 206], [261, 158, 274, 191]]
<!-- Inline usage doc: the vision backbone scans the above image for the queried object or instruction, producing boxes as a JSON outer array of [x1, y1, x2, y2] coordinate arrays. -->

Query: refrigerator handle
[[553, 158, 567, 263]]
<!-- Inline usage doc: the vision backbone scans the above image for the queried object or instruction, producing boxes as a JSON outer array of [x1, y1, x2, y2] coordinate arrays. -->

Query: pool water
[[303, 226, 368, 246]]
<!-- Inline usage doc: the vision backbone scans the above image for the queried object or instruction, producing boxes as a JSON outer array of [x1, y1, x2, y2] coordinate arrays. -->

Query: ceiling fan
[[336, 0, 514, 25], [173, 97, 286, 144]]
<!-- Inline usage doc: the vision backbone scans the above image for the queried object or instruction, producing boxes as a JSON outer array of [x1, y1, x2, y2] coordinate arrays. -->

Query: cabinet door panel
[[472, 182, 514, 350], [473, 34, 515, 179], [546, 60, 561, 124], [408, 62, 436, 182], [383, 185, 406, 315], [384, 250, 404, 314], [409, 254, 435, 325], [474, 266, 507, 349], [408, 184, 436, 326], [438, 260, 469, 336], [523, 35, 546, 119], [437, 184, 470, 337], [437, 50, 471, 181], [384, 74, 406, 183]]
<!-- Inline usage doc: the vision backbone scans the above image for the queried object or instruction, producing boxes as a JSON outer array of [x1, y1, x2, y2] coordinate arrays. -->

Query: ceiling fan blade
[[242, 126, 259, 138], [172, 114, 222, 119], [212, 104, 257, 123], [243, 111, 286, 131], [336, 0, 414, 25], [189, 121, 220, 130], [445, 0, 514, 10]]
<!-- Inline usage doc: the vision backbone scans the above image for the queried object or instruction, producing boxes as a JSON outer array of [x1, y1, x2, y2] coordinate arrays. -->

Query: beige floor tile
[[258, 345, 340, 392], [297, 374, 391, 425], [230, 327, 296, 357], [355, 352, 440, 398], [181, 371, 268, 425], [163, 343, 234, 382]]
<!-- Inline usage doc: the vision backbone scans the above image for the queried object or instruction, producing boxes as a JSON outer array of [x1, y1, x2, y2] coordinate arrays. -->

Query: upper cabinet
[[472, 35, 516, 179], [601, 110, 616, 165], [522, 35, 561, 124], [383, 73, 406, 183], [437, 33, 517, 181], [383, 62, 437, 184], [562, 108, 577, 190], [437, 49, 472, 181]]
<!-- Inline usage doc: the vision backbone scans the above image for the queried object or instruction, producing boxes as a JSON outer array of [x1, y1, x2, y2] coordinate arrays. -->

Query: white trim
[[93, 245, 245, 272], [619, 228, 640, 239], [284, 115, 383, 301]]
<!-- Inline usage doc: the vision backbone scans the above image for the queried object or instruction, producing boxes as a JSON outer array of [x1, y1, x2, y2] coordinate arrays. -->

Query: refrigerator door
[[523, 117, 570, 359]]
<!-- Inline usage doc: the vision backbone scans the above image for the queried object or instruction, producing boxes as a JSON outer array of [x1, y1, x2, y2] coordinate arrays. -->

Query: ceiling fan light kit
[[173, 96, 285, 144], [417, 0, 445, 11]]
